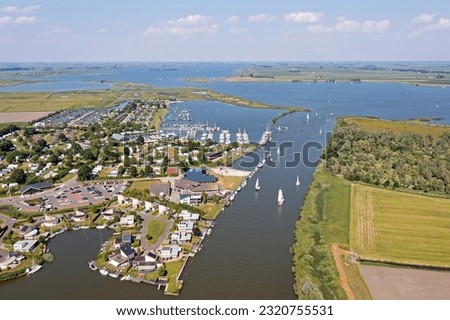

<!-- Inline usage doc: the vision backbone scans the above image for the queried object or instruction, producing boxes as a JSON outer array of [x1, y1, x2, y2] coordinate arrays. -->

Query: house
[[13, 240, 38, 253], [159, 245, 181, 260], [42, 214, 61, 227], [102, 208, 123, 221], [145, 252, 158, 263], [112, 237, 122, 249], [178, 221, 194, 233], [119, 215, 135, 226], [145, 201, 157, 212], [150, 183, 171, 198], [158, 204, 169, 215], [21, 182, 53, 196], [133, 256, 158, 272], [117, 195, 129, 205], [0, 256, 17, 270], [178, 210, 200, 221], [108, 254, 128, 268], [23, 228, 39, 240], [72, 209, 88, 222], [171, 231, 192, 244], [18, 225, 36, 238], [165, 167, 178, 176], [179, 193, 202, 205], [121, 232, 132, 244], [174, 179, 219, 194], [205, 151, 223, 161], [120, 244, 136, 260], [131, 197, 141, 209]]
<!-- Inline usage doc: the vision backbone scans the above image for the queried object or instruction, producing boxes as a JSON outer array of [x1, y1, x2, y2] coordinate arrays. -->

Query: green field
[[350, 184, 450, 267], [344, 117, 450, 139], [146, 219, 167, 246]]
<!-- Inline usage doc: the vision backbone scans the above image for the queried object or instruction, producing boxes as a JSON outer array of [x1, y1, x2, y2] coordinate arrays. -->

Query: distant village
[[0, 98, 260, 294]]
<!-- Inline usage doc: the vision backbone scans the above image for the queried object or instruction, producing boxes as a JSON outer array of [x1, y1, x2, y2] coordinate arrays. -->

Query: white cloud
[[285, 12, 323, 24], [426, 18, 450, 30], [0, 16, 13, 25], [308, 17, 391, 34], [230, 27, 248, 35], [167, 14, 213, 26], [411, 14, 435, 25], [248, 13, 273, 23], [227, 16, 239, 24], [2, 5, 41, 14], [145, 14, 218, 37], [15, 16, 39, 25], [166, 24, 218, 36]]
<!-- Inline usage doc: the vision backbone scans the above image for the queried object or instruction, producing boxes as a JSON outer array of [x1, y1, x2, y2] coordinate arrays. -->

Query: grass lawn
[[217, 175, 245, 190], [146, 219, 167, 246], [130, 179, 161, 192], [59, 173, 76, 183], [200, 202, 223, 220], [350, 184, 450, 267], [344, 117, 450, 140], [149, 108, 168, 130], [0, 122, 27, 130], [165, 259, 185, 294]]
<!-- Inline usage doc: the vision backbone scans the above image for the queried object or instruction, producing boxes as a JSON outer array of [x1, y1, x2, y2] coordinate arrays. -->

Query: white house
[[158, 204, 169, 215], [131, 197, 141, 209], [41, 214, 61, 227], [178, 210, 200, 221], [108, 254, 128, 268], [117, 194, 128, 205], [119, 215, 135, 226], [145, 201, 156, 211], [171, 231, 192, 244], [178, 221, 194, 233], [72, 209, 87, 222], [160, 245, 181, 260], [13, 240, 38, 253]]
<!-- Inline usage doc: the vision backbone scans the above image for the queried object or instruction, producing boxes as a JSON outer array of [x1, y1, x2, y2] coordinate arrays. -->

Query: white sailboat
[[277, 189, 285, 206], [255, 178, 260, 191], [306, 113, 310, 121], [296, 175, 300, 187], [277, 146, 281, 156]]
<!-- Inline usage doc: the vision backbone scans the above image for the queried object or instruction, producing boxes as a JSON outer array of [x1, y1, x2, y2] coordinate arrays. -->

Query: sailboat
[[296, 175, 300, 187], [306, 113, 310, 121], [277, 146, 281, 156], [277, 189, 285, 206], [255, 178, 260, 191], [319, 128, 322, 135]]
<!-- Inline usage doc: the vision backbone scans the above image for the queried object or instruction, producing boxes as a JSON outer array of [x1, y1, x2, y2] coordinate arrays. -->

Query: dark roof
[[184, 168, 216, 183], [21, 182, 53, 194], [175, 179, 218, 193], [120, 244, 136, 257]]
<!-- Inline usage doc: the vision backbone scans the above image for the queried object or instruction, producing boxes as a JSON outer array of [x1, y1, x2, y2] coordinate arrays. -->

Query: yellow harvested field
[[0, 112, 51, 123], [350, 184, 450, 267], [345, 117, 450, 139]]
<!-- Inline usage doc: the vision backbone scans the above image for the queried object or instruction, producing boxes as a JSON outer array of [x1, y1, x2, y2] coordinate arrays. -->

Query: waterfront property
[[13, 240, 38, 253]]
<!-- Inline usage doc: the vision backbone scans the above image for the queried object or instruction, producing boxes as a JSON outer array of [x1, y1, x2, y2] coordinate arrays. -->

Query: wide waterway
[[0, 63, 449, 299]]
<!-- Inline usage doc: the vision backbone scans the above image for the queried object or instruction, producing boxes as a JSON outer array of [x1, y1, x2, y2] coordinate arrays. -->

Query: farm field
[[360, 265, 450, 300], [344, 117, 450, 139], [0, 112, 51, 123], [350, 184, 450, 267]]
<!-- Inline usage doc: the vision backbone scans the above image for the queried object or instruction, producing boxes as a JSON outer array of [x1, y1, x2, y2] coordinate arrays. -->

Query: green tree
[[77, 164, 92, 181], [9, 168, 27, 184]]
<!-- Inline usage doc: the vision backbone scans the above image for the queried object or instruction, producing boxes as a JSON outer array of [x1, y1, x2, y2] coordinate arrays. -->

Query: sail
[[255, 178, 260, 190], [296, 175, 300, 186], [278, 189, 284, 205]]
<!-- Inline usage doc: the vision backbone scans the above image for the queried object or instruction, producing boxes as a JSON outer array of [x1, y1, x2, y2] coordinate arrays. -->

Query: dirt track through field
[[331, 244, 355, 300]]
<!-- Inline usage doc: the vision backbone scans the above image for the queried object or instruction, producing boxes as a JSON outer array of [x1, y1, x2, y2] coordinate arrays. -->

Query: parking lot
[[10, 181, 128, 212]]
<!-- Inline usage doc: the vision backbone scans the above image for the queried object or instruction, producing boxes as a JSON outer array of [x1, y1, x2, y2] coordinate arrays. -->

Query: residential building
[[13, 240, 38, 253]]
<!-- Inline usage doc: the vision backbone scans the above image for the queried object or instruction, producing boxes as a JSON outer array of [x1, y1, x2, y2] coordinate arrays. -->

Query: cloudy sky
[[0, 0, 449, 61]]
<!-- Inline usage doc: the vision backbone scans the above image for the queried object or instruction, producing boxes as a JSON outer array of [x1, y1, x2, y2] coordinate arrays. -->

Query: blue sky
[[0, 0, 449, 61]]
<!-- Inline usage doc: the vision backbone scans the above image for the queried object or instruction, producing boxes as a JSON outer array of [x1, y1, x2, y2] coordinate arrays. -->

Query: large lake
[[0, 63, 449, 299]]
